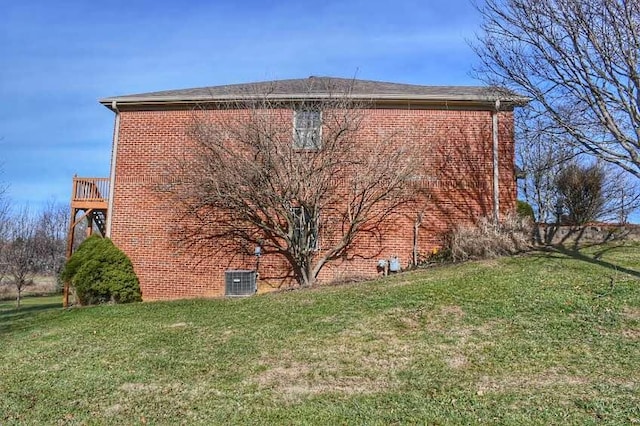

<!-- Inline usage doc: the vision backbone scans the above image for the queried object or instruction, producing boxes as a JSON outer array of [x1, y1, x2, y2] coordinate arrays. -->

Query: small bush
[[61, 235, 141, 305], [445, 213, 533, 262], [556, 162, 605, 225], [516, 200, 535, 220]]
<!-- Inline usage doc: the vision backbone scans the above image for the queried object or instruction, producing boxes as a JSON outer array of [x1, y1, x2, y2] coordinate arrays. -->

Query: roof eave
[[100, 94, 530, 112]]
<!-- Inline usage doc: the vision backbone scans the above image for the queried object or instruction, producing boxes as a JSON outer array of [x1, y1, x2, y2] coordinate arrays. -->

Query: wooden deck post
[[86, 213, 93, 237], [64, 207, 77, 308]]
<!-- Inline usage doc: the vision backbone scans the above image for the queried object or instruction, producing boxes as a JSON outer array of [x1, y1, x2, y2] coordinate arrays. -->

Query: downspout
[[492, 99, 500, 223], [106, 101, 120, 237]]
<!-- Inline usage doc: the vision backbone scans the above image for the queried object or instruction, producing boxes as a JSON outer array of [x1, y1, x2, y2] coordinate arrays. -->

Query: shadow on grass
[[532, 244, 640, 279], [0, 300, 62, 335]]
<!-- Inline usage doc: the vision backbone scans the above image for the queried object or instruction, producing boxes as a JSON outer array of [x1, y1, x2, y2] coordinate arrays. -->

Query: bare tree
[[0, 167, 9, 287], [35, 200, 69, 276], [474, 0, 640, 179], [1, 208, 41, 307], [595, 163, 640, 223], [0, 164, 8, 229], [164, 91, 419, 287], [0, 173, 7, 217], [516, 110, 578, 223], [516, 108, 640, 242]]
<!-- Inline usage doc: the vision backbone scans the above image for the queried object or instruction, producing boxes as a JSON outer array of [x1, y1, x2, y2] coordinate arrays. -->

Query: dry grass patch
[[251, 304, 507, 399], [444, 353, 468, 369], [255, 362, 384, 398], [252, 330, 411, 399], [250, 310, 428, 399], [477, 370, 590, 394], [620, 306, 640, 340], [621, 329, 640, 339], [437, 304, 465, 319], [120, 382, 163, 393], [167, 322, 190, 328], [384, 304, 505, 372], [621, 306, 640, 321], [421, 305, 501, 343], [103, 403, 125, 417]]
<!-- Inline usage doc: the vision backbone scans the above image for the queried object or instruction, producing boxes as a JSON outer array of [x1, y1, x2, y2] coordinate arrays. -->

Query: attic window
[[293, 109, 322, 150]]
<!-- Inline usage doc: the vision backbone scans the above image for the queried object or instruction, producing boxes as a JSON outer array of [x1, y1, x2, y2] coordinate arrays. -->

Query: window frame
[[291, 206, 320, 251], [293, 109, 322, 150]]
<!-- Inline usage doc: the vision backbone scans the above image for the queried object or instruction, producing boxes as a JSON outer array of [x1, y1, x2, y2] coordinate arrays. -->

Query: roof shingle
[[100, 76, 529, 107]]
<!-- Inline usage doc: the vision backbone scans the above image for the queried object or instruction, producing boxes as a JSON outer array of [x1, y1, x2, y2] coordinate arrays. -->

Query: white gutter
[[106, 100, 120, 237], [492, 100, 501, 223], [99, 94, 531, 107]]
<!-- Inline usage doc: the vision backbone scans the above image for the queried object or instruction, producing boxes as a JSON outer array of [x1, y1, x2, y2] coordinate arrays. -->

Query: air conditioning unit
[[224, 270, 257, 297]]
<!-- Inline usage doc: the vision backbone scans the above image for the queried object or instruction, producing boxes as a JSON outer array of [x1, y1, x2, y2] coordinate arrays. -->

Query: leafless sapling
[[1, 208, 42, 307]]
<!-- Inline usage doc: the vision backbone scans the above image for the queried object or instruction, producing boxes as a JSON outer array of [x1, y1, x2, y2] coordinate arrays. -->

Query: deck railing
[[72, 177, 110, 202]]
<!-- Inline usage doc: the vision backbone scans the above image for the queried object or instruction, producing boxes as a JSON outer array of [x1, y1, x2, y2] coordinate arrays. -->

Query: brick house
[[69, 77, 527, 301]]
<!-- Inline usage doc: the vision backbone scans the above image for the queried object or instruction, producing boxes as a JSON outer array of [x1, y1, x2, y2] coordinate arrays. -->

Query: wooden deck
[[71, 177, 109, 210]]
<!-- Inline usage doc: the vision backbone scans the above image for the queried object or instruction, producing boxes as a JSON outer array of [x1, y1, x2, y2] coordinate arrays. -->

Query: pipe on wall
[[492, 99, 501, 223], [106, 101, 120, 237]]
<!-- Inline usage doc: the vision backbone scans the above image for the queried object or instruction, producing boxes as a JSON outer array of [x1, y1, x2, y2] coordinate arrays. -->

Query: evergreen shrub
[[61, 235, 141, 305]]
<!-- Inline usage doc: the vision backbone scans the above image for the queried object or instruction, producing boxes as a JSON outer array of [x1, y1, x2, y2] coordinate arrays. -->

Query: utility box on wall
[[224, 270, 257, 296]]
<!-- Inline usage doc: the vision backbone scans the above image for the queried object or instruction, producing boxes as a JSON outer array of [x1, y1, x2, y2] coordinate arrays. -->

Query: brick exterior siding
[[109, 106, 516, 301]]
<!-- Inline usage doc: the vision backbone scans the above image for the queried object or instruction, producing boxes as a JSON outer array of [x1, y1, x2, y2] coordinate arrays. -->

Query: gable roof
[[100, 76, 529, 110]]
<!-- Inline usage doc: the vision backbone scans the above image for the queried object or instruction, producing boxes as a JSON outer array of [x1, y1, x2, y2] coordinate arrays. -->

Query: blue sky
[[1, 0, 482, 209]]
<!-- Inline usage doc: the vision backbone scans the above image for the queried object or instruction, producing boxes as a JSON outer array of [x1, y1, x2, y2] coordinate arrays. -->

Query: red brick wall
[[109, 107, 516, 300]]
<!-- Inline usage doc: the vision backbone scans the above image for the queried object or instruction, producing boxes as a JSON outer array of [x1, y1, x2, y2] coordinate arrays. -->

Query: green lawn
[[1, 243, 639, 424], [0, 294, 61, 327]]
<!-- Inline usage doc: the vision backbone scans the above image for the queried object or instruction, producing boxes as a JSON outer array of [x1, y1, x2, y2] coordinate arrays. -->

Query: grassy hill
[[1, 243, 639, 424]]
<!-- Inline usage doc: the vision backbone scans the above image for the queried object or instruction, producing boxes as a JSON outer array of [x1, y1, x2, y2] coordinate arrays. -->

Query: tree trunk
[[413, 213, 423, 266]]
